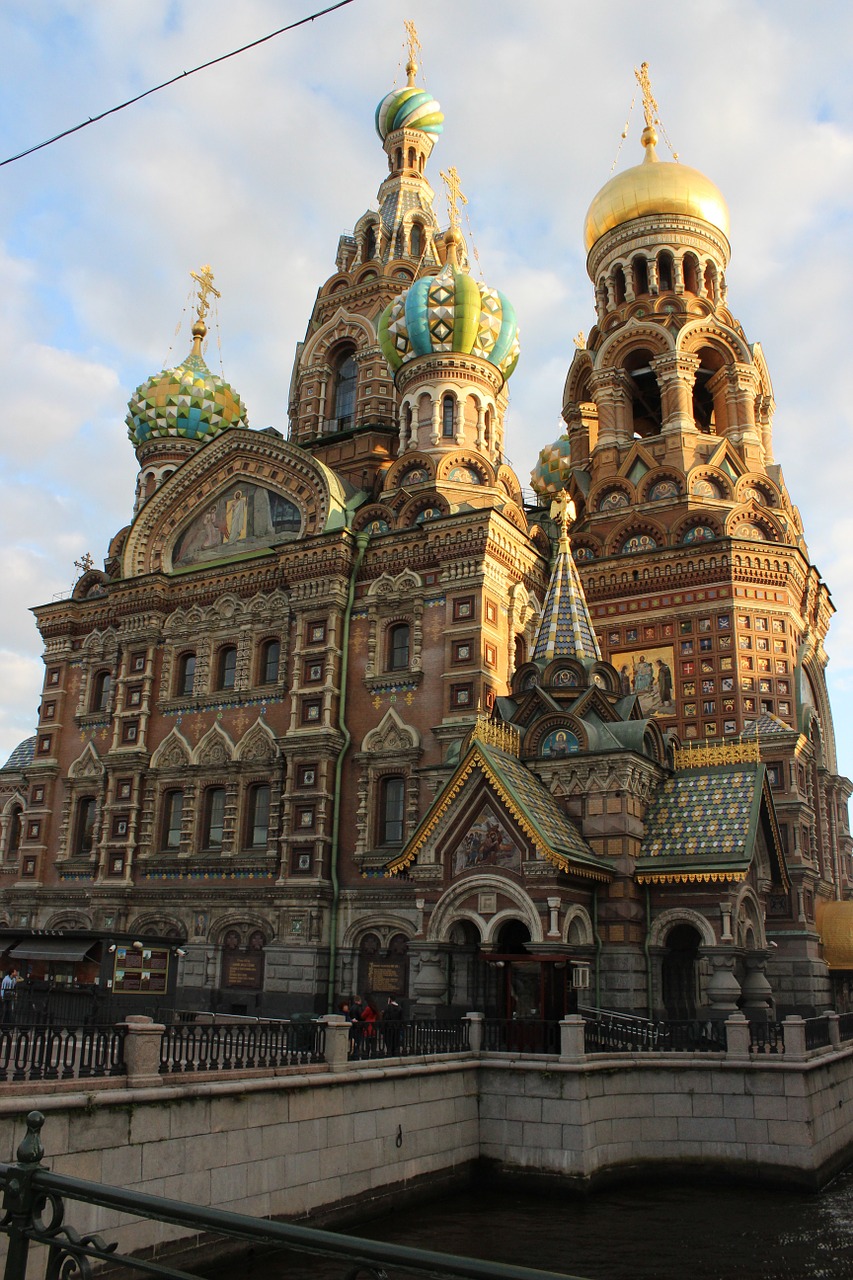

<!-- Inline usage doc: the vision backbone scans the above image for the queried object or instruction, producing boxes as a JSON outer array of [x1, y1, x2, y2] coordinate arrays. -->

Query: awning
[[816, 900, 853, 970], [8, 939, 96, 963]]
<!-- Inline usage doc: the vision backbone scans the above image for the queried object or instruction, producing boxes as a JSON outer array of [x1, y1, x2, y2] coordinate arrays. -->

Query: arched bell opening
[[624, 348, 663, 438]]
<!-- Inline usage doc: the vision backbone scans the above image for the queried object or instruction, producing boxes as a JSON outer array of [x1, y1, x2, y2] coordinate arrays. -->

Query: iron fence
[[159, 1019, 325, 1073], [803, 1016, 831, 1051], [482, 1019, 561, 1054], [348, 1019, 470, 1060], [0, 1025, 126, 1084], [748, 1020, 785, 1054], [839, 1012, 853, 1042], [0, 1111, 587, 1280]]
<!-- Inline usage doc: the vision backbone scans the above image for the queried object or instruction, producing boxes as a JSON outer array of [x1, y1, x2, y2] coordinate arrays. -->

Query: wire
[[0, 0, 356, 169]]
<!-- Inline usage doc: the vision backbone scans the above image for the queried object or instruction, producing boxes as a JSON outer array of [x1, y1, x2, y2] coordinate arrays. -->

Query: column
[[651, 352, 700, 435]]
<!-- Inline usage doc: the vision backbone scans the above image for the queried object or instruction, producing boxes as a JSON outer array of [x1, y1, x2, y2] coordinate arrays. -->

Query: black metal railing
[[0, 1111, 587, 1280], [482, 1019, 561, 1055], [0, 1025, 126, 1083], [582, 1011, 727, 1055], [803, 1016, 831, 1050], [348, 1019, 470, 1060], [839, 1012, 853, 1042], [159, 1019, 325, 1073], [7, 984, 173, 1028], [748, 1020, 785, 1054]]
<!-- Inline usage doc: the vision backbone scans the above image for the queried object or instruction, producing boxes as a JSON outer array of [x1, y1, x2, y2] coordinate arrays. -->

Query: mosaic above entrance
[[612, 643, 676, 718]]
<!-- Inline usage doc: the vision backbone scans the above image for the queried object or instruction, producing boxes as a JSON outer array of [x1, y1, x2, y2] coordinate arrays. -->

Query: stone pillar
[[589, 370, 631, 451], [722, 364, 760, 445], [122, 1016, 165, 1088], [782, 1014, 807, 1062], [827, 1011, 841, 1049], [547, 897, 561, 938], [651, 351, 700, 435], [740, 954, 775, 1018], [430, 396, 441, 446], [410, 946, 447, 1018], [319, 1014, 350, 1070], [464, 1011, 484, 1052], [725, 1012, 751, 1060], [705, 952, 742, 1018], [559, 1015, 586, 1062], [755, 393, 775, 463]]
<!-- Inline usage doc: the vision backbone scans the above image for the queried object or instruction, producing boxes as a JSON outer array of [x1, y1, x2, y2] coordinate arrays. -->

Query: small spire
[[404, 19, 421, 86], [533, 493, 602, 664]]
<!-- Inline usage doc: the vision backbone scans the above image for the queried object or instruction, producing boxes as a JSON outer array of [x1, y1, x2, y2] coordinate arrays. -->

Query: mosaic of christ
[[611, 643, 676, 718], [172, 482, 302, 567]]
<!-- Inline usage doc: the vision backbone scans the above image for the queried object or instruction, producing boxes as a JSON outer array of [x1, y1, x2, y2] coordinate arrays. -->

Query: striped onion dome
[[375, 85, 443, 139], [378, 258, 519, 381], [126, 322, 248, 448]]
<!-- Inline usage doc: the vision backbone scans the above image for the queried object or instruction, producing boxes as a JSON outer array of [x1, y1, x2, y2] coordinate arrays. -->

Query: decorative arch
[[68, 741, 104, 781], [192, 723, 236, 767], [563, 904, 594, 947], [211, 915, 275, 947], [234, 717, 279, 764], [150, 728, 193, 771], [44, 911, 93, 931], [341, 916, 417, 950], [382, 449, 436, 492], [595, 320, 675, 370], [127, 914, 185, 940], [298, 306, 376, 368], [733, 886, 767, 949], [638, 469, 682, 504], [608, 518, 667, 557], [426, 875, 543, 945], [677, 318, 753, 366], [361, 707, 421, 755], [649, 907, 716, 949], [435, 452, 494, 488]]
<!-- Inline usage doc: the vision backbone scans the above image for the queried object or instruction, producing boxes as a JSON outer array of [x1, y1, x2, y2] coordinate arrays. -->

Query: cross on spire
[[440, 165, 468, 235], [189, 264, 221, 326], [634, 61, 659, 132], [404, 19, 421, 85]]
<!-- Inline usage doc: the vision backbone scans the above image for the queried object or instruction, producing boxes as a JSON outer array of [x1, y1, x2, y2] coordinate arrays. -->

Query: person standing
[[382, 996, 403, 1056], [1, 967, 18, 1026]]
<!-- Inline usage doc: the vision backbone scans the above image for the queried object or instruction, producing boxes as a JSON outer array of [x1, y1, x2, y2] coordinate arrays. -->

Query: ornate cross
[[189, 263, 221, 325], [440, 166, 468, 234], [74, 552, 94, 574], [634, 61, 659, 131], [550, 489, 576, 538], [404, 19, 421, 83]]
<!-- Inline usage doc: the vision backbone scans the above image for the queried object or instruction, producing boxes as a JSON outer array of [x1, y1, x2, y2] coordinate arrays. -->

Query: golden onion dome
[[584, 126, 730, 253]]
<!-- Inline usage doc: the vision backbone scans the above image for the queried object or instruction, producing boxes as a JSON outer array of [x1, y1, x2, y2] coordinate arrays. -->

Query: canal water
[[205, 1170, 853, 1280]]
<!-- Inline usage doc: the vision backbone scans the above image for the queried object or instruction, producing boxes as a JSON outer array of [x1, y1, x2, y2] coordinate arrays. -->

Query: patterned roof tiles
[[2, 735, 36, 771]]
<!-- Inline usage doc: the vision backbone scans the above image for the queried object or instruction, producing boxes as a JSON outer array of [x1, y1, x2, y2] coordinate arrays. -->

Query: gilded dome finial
[[404, 19, 421, 87], [440, 165, 468, 265], [189, 263, 220, 352]]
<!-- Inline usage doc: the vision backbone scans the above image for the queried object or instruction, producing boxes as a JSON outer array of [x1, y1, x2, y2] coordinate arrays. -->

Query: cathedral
[[1, 38, 851, 1023]]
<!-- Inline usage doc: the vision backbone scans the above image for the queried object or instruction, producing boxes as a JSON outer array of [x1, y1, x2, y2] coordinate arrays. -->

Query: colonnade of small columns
[[594, 246, 727, 322]]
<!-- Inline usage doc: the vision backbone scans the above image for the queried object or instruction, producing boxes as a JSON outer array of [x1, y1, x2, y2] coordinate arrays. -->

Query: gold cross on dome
[[404, 19, 422, 83], [634, 61, 659, 131], [189, 263, 221, 325], [440, 166, 468, 234], [74, 552, 94, 574]]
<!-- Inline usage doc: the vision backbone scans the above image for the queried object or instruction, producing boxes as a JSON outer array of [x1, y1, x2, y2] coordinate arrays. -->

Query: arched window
[[387, 623, 410, 671], [379, 776, 405, 846], [246, 784, 271, 849], [633, 256, 649, 296], [74, 796, 97, 855], [514, 635, 527, 671], [407, 146, 416, 169], [258, 638, 280, 686], [612, 265, 626, 304], [333, 351, 358, 429], [7, 804, 23, 859], [704, 261, 718, 302], [442, 394, 455, 438], [176, 652, 196, 697], [410, 223, 422, 258], [683, 254, 700, 294], [217, 646, 237, 691], [91, 670, 111, 713], [657, 251, 674, 291], [202, 787, 226, 850], [365, 224, 377, 259], [395, 225, 405, 258], [162, 791, 184, 850]]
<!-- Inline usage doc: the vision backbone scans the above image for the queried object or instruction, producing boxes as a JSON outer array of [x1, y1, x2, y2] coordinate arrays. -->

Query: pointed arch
[[235, 717, 280, 763], [361, 707, 421, 754], [151, 727, 193, 771], [192, 722, 236, 767], [68, 741, 104, 780]]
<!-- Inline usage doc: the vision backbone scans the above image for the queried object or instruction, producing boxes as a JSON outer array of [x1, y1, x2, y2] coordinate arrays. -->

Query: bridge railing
[[0, 1111, 585, 1280]]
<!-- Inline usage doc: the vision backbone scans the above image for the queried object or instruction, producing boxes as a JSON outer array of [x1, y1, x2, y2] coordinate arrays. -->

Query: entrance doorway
[[661, 923, 701, 1019]]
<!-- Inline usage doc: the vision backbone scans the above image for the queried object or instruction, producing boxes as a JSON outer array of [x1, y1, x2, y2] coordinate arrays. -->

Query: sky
[[1, 0, 852, 779]]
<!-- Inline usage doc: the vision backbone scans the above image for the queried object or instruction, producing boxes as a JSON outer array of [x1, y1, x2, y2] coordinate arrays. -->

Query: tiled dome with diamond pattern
[[531, 435, 572, 496], [126, 345, 248, 448], [378, 260, 519, 381]]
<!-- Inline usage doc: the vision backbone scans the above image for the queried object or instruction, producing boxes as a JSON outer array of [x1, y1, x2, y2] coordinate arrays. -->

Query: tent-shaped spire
[[533, 492, 601, 663]]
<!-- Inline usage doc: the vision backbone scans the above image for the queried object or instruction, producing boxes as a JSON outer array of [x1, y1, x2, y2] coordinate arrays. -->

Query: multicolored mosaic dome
[[378, 260, 519, 381], [375, 86, 443, 140], [530, 435, 572, 497], [126, 327, 248, 449]]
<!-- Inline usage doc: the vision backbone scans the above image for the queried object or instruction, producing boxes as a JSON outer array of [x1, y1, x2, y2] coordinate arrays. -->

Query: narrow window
[[410, 223, 422, 258], [259, 638, 281, 686], [407, 146, 416, 169], [388, 623, 410, 671], [442, 394, 455, 438], [365, 224, 377, 259], [612, 265, 626, 304], [246, 784, 271, 849], [176, 652, 196, 697], [658, 251, 674, 291], [334, 352, 358, 428], [7, 805, 23, 859], [91, 670, 111, 712], [379, 776, 405, 846], [633, 256, 649, 296], [218, 646, 237, 691], [683, 255, 700, 293], [162, 791, 184, 850], [395, 225, 405, 257], [74, 797, 97, 855], [203, 787, 226, 850]]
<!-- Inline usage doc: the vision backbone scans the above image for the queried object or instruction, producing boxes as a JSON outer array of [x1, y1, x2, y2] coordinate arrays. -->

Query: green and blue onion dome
[[378, 249, 520, 381], [531, 435, 572, 497], [126, 320, 249, 449], [375, 83, 443, 140]]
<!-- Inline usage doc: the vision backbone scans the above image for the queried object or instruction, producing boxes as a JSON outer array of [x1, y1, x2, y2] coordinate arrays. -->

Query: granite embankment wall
[[4, 1018, 853, 1266]]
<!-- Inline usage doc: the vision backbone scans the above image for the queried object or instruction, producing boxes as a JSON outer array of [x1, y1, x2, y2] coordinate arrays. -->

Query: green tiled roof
[[637, 762, 770, 884]]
